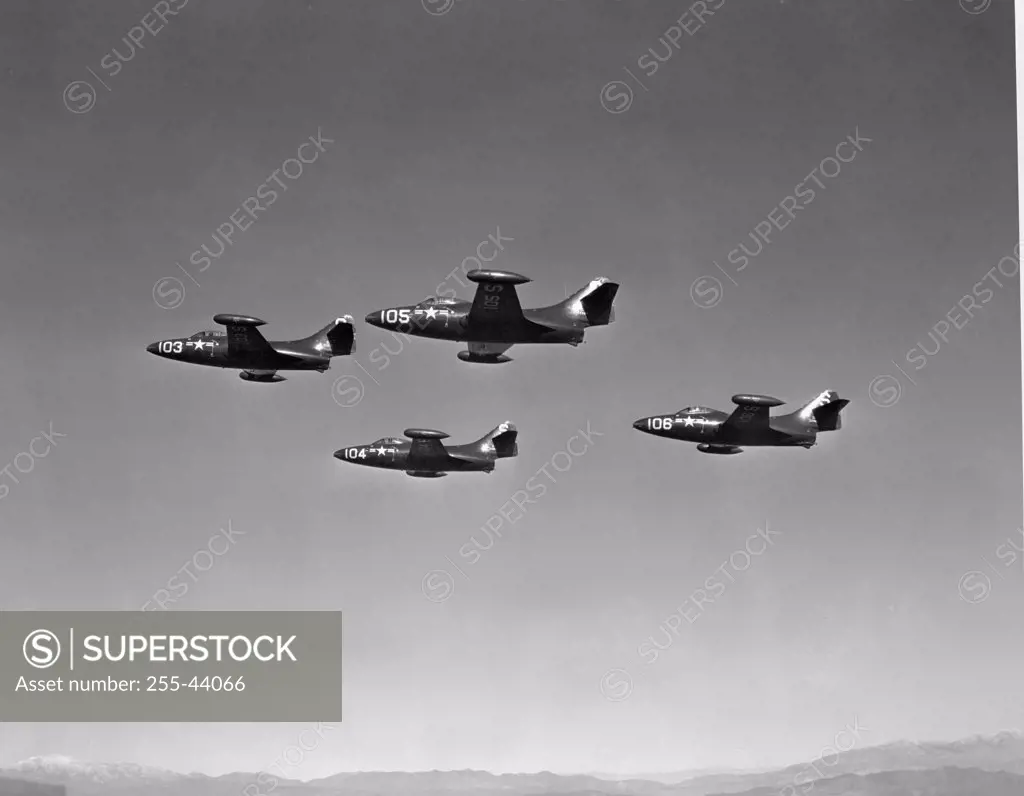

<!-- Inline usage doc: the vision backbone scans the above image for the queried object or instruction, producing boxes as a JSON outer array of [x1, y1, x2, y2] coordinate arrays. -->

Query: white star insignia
[[683, 417, 695, 427], [374, 446, 387, 455], [424, 307, 438, 320], [190, 340, 209, 351]]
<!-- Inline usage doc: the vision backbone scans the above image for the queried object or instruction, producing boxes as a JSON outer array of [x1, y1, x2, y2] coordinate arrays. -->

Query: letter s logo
[[690, 276, 723, 309], [600, 81, 633, 114], [23, 629, 61, 669]]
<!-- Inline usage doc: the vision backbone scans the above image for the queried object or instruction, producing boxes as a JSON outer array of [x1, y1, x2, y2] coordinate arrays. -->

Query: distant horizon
[[6, 728, 1023, 780]]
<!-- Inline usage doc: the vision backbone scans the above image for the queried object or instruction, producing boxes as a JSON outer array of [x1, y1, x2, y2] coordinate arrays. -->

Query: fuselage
[[333, 437, 497, 473], [363, 301, 584, 345], [146, 331, 330, 371], [632, 408, 817, 448]]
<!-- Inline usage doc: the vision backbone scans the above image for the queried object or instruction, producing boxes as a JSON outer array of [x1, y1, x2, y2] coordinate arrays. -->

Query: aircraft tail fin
[[301, 316, 356, 357], [813, 397, 850, 432], [793, 390, 848, 431], [562, 278, 619, 326], [479, 422, 518, 458]]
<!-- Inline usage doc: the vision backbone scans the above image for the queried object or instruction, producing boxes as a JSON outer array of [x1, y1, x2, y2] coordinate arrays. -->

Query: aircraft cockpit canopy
[[678, 405, 710, 415], [190, 329, 226, 338], [373, 437, 403, 446]]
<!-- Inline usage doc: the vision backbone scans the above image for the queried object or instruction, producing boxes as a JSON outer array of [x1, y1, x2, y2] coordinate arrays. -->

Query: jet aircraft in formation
[[632, 390, 849, 454], [364, 269, 619, 363], [334, 423, 518, 477], [146, 314, 355, 382], [145, 276, 850, 469]]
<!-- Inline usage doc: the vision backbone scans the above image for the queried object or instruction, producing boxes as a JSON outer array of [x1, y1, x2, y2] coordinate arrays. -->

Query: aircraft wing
[[467, 342, 513, 358], [467, 279, 525, 329], [720, 401, 772, 435], [408, 436, 447, 463], [220, 319, 279, 360]]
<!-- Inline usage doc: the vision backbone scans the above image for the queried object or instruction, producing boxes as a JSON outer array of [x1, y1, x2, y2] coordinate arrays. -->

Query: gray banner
[[0, 611, 342, 722]]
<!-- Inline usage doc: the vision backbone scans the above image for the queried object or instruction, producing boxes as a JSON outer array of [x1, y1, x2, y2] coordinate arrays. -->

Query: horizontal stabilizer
[[579, 279, 619, 325], [484, 421, 518, 458], [795, 390, 842, 426], [214, 314, 266, 327], [812, 398, 850, 432], [303, 316, 355, 357], [731, 394, 785, 408], [328, 316, 356, 356]]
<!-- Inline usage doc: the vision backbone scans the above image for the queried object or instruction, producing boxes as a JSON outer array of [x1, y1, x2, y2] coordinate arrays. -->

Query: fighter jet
[[334, 422, 518, 477], [632, 391, 849, 454], [364, 270, 619, 363], [146, 313, 356, 382]]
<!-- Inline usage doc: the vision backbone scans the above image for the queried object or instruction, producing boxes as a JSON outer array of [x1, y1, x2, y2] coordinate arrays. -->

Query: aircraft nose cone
[[333, 449, 347, 461], [633, 419, 646, 431], [146, 342, 159, 355], [364, 312, 381, 327]]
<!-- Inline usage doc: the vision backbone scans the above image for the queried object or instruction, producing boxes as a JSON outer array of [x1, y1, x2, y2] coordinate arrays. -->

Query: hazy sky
[[1, 0, 1021, 779]]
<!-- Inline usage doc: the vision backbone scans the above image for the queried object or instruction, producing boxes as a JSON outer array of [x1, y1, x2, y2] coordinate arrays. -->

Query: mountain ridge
[[4, 731, 1023, 796]]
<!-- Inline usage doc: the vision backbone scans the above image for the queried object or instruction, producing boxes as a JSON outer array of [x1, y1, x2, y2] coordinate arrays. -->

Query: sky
[[0, 0, 1021, 779]]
